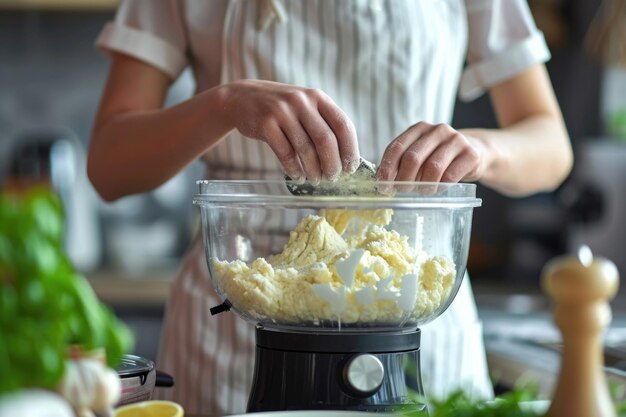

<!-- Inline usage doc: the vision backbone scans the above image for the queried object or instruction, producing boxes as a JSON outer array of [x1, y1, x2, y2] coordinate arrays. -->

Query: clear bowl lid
[[194, 180, 481, 332], [194, 180, 481, 207]]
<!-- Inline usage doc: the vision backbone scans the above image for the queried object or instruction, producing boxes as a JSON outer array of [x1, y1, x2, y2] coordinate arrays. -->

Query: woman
[[88, 0, 573, 414]]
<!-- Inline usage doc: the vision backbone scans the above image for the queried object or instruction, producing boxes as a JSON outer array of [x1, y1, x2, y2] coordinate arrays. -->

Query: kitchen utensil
[[194, 180, 481, 412], [116, 355, 156, 406], [116, 355, 175, 406], [285, 157, 377, 196]]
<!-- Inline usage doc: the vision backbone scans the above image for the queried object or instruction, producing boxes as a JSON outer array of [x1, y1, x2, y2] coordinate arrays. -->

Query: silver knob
[[344, 354, 385, 396]]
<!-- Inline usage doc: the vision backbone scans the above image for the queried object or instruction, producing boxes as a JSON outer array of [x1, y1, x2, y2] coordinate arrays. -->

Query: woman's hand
[[376, 122, 491, 183], [219, 79, 360, 183]]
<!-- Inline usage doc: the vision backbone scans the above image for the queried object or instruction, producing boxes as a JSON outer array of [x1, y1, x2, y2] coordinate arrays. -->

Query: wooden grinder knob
[[542, 245, 619, 417]]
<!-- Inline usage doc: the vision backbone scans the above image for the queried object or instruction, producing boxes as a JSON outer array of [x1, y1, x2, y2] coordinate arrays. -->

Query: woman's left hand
[[376, 122, 489, 183]]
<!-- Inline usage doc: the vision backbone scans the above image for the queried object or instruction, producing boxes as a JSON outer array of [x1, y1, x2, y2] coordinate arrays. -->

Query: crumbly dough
[[213, 209, 456, 326]]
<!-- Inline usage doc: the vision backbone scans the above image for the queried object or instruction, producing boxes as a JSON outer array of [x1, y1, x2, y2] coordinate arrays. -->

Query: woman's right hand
[[218, 79, 360, 183]]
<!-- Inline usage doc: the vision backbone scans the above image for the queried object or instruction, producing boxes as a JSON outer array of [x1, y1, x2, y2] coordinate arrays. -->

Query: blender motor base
[[247, 326, 425, 413]]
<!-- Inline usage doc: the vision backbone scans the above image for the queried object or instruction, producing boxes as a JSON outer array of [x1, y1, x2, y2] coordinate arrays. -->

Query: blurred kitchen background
[[1, 0, 626, 380]]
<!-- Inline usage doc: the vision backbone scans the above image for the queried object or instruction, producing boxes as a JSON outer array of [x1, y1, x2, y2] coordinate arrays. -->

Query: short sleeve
[[95, 0, 188, 80], [459, 0, 551, 101]]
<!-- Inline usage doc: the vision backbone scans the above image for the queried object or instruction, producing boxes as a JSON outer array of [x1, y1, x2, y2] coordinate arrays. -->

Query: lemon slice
[[114, 400, 184, 417]]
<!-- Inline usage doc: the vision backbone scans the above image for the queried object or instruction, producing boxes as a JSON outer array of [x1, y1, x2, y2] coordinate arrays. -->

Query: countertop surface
[[477, 292, 626, 398], [87, 268, 174, 308]]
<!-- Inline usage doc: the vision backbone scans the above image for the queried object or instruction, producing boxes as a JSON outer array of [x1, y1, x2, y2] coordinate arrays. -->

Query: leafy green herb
[[431, 390, 539, 417], [397, 380, 626, 416], [0, 189, 134, 394]]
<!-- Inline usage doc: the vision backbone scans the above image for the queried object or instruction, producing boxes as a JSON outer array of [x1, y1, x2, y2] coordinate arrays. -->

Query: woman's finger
[[280, 116, 323, 184], [443, 147, 482, 183], [262, 119, 306, 182], [440, 156, 470, 183], [299, 107, 343, 181], [315, 91, 360, 174], [418, 138, 464, 183], [392, 124, 444, 182], [377, 122, 435, 181]]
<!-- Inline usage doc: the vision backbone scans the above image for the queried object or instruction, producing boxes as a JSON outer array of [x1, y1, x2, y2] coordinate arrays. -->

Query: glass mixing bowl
[[193, 180, 481, 332]]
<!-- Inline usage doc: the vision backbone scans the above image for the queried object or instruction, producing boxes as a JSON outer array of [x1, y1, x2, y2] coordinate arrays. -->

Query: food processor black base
[[247, 326, 425, 413]]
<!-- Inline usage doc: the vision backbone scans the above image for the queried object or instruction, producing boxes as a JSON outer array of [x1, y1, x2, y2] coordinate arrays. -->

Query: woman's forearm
[[460, 115, 573, 197], [87, 86, 231, 201]]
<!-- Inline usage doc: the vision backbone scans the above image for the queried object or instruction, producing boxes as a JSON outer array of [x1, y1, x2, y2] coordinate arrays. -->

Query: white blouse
[[96, 1, 550, 414], [97, 0, 549, 178], [98, 0, 549, 98]]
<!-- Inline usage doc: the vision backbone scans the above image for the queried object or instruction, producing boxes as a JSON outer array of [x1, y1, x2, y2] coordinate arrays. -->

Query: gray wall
[[1, 10, 201, 274], [1, 11, 113, 162]]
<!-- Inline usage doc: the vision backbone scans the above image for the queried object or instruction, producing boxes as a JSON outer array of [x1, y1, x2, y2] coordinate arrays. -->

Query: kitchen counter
[[484, 327, 626, 398], [477, 290, 626, 398], [88, 274, 626, 400], [87, 269, 174, 308]]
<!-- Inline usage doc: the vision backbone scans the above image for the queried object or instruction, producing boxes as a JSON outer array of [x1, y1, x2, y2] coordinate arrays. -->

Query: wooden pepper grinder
[[542, 245, 620, 417]]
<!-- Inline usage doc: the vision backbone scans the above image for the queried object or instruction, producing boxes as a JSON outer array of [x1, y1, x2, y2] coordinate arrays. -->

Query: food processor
[[193, 180, 481, 413]]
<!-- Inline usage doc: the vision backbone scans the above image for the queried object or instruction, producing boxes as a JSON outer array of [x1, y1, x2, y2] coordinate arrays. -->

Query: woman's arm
[[377, 64, 573, 197], [88, 53, 359, 202], [459, 64, 573, 197], [88, 53, 232, 201]]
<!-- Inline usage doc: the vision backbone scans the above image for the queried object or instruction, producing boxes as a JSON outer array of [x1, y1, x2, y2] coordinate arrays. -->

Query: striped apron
[[155, 1, 493, 414]]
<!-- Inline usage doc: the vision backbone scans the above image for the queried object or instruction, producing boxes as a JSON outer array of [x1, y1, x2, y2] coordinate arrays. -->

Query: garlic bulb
[[57, 359, 121, 417], [92, 367, 121, 413]]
